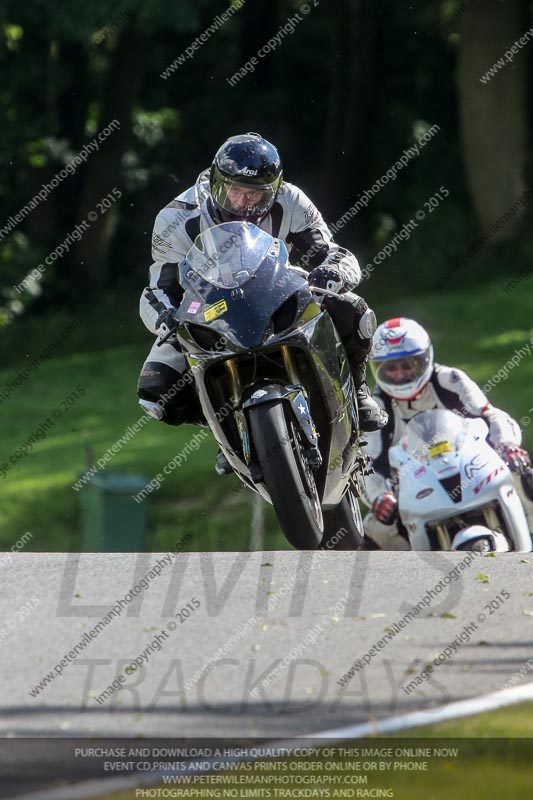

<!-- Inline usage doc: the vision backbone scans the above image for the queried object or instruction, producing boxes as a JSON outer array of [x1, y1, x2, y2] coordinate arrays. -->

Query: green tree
[[457, 0, 531, 240]]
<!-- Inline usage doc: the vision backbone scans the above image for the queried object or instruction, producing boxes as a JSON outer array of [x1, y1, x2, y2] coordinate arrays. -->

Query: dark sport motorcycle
[[165, 221, 364, 550]]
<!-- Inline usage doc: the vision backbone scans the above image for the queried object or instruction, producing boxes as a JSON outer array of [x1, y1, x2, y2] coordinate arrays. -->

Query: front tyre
[[248, 400, 323, 549]]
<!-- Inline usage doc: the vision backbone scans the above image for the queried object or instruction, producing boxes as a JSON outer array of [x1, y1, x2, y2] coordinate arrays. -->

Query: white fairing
[[389, 409, 532, 552]]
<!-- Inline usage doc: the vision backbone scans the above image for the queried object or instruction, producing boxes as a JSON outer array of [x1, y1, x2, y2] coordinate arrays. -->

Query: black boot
[[356, 381, 389, 432], [351, 358, 388, 432]]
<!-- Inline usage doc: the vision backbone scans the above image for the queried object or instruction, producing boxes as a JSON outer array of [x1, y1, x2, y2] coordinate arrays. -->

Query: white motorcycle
[[388, 409, 532, 552]]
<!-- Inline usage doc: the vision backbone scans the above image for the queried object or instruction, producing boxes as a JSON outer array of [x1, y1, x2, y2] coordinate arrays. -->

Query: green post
[[79, 472, 149, 552]]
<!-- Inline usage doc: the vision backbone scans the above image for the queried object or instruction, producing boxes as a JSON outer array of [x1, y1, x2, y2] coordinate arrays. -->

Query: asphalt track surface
[[1, 550, 533, 796]]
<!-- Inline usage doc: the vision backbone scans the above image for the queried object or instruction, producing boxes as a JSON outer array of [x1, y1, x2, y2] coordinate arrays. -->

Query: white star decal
[[298, 403, 306, 415]]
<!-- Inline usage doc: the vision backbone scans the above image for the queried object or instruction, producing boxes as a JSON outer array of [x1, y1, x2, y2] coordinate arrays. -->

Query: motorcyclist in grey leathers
[[137, 133, 387, 470]]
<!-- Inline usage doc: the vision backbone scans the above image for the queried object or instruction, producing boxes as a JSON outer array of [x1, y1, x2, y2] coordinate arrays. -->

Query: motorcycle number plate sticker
[[187, 300, 202, 315], [204, 299, 228, 322], [429, 441, 452, 458]]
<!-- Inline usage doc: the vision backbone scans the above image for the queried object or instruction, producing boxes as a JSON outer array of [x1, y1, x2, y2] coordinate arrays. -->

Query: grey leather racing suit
[[140, 170, 361, 334], [138, 170, 374, 426]]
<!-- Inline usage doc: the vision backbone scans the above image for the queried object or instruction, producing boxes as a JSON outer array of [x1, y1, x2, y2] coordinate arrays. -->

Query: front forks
[[224, 358, 242, 407]]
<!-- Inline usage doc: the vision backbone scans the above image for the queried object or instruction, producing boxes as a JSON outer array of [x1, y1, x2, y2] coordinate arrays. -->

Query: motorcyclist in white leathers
[[361, 317, 533, 549], [137, 133, 387, 462]]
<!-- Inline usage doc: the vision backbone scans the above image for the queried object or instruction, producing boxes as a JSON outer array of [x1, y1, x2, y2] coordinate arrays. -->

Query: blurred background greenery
[[0, 0, 532, 551]]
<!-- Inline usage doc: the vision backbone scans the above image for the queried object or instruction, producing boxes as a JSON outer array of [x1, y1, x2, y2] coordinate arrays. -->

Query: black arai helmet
[[209, 132, 283, 223]]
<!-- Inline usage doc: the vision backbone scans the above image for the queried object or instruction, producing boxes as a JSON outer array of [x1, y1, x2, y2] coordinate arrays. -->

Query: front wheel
[[248, 400, 323, 549]]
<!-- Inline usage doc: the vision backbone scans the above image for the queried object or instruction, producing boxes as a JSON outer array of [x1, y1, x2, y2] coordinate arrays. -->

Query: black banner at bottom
[[0, 738, 531, 799]]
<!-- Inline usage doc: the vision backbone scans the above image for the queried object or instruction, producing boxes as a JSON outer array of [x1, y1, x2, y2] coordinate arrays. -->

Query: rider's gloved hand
[[495, 442, 531, 474], [156, 307, 178, 339], [372, 491, 398, 524], [308, 266, 344, 293]]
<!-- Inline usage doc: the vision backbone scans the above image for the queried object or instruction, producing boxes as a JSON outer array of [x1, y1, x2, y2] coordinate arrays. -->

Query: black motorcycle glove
[[308, 266, 344, 293], [155, 307, 178, 339]]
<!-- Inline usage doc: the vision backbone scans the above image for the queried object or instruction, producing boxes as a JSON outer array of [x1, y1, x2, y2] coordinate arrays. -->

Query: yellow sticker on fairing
[[204, 299, 228, 322], [429, 441, 452, 457]]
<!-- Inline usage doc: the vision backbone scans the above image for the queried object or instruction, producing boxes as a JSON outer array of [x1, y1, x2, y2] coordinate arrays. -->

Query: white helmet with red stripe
[[370, 317, 434, 400]]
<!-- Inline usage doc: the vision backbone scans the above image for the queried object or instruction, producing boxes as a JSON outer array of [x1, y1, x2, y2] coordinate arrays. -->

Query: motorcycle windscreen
[[179, 222, 308, 349], [401, 409, 468, 461], [184, 222, 274, 288]]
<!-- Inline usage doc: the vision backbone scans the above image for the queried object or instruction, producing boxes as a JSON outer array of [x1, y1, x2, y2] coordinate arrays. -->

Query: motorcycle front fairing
[[390, 409, 531, 551], [173, 222, 358, 507], [176, 236, 308, 352]]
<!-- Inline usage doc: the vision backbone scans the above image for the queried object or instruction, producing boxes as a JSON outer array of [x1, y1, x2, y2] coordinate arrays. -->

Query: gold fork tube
[[281, 345, 298, 385], [225, 359, 242, 406], [435, 523, 452, 550], [484, 505, 502, 533]]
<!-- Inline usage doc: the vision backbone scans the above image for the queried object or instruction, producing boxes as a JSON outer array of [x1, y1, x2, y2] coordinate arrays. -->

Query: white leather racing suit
[[361, 364, 533, 549]]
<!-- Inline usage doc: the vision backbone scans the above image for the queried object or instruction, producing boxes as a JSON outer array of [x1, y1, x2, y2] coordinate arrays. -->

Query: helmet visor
[[371, 351, 432, 390], [212, 178, 277, 220]]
